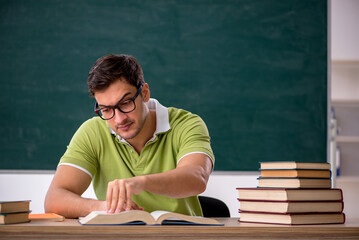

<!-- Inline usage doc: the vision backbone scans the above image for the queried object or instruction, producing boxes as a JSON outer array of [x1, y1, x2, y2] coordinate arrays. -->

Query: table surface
[[1, 218, 359, 240]]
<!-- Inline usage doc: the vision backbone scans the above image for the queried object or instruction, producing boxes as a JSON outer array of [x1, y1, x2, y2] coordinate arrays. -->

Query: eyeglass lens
[[98, 100, 135, 119]]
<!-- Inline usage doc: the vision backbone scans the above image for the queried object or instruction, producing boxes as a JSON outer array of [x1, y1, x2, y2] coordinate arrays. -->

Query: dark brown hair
[[87, 54, 144, 96]]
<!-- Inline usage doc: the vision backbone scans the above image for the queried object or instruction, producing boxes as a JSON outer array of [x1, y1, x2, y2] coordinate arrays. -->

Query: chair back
[[199, 196, 230, 217]]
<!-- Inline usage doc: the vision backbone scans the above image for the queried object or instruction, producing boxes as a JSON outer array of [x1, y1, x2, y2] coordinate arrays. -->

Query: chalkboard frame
[[0, 0, 328, 171]]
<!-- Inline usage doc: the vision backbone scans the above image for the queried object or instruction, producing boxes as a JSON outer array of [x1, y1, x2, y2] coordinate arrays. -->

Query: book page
[[150, 210, 172, 221], [79, 210, 155, 225], [150, 210, 221, 225]]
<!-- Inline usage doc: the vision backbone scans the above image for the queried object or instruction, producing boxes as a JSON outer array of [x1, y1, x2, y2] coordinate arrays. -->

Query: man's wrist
[[89, 199, 106, 213], [138, 174, 148, 193]]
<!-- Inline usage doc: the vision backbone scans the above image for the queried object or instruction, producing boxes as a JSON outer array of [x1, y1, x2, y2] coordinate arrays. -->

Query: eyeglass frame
[[94, 84, 143, 120]]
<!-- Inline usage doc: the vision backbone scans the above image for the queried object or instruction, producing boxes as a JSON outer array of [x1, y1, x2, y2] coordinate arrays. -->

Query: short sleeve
[[58, 118, 101, 178], [175, 113, 215, 166]]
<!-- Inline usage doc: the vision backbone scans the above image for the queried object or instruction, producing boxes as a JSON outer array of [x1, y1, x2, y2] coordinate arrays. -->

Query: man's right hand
[[106, 176, 145, 213]]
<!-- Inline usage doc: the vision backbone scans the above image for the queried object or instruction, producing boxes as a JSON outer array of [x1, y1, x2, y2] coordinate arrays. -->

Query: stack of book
[[237, 162, 346, 225], [0, 200, 31, 224]]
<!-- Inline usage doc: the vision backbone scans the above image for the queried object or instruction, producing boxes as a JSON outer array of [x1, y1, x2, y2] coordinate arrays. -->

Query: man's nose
[[113, 108, 128, 123]]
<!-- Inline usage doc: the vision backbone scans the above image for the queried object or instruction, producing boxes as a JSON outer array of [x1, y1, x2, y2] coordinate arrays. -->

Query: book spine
[[259, 169, 332, 171], [237, 198, 344, 203], [238, 219, 345, 226], [238, 210, 345, 216], [257, 177, 331, 179]]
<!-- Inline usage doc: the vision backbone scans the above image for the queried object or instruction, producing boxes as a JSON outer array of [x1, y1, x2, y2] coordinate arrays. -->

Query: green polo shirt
[[58, 99, 214, 216]]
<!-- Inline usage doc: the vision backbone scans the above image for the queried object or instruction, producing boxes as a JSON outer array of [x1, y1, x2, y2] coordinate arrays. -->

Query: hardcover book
[[238, 200, 344, 213], [257, 177, 332, 188], [239, 211, 345, 225], [29, 213, 65, 222], [79, 210, 222, 226], [260, 169, 331, 178], [236, 188, 343, 201], [0, 212, 30, 225], [0, 200, 30, 214], [260, 162, 330, 170]]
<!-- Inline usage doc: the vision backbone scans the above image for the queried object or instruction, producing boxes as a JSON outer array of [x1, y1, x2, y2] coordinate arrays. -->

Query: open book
[[79, 210, 222, 225]]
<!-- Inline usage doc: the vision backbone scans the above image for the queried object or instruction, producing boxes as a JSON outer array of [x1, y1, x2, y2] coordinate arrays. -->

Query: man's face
[[94, 79, 149, 141]]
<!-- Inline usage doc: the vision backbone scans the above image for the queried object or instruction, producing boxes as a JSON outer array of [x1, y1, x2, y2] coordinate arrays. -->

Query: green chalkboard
[[0, 0, 327, 171]]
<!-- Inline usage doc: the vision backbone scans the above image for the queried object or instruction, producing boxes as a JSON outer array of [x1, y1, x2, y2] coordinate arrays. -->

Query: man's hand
[[105, 153, 212, 214], [45, 165, 108, 218], [106, 176, 145, 213]]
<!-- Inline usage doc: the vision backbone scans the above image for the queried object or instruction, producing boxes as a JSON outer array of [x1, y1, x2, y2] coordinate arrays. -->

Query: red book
[[236, 188, 343, 201], [238, 199, 344, 213], [238, 211, 345, 225]]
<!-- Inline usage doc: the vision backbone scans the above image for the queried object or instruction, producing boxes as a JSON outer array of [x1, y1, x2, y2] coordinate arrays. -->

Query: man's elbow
[[44, 202, 54, 214], [196, 176, 208, 195], [44, 188, 63, 214], [193, 168, 209, 195], [44, 191, 56, 213]]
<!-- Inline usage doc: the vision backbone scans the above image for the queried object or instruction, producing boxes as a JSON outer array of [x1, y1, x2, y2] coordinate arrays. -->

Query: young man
[[45, 54, 214, 218]]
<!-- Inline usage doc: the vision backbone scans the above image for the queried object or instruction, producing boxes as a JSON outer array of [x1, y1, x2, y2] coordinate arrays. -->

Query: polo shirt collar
[[109, 98, 171, 143]]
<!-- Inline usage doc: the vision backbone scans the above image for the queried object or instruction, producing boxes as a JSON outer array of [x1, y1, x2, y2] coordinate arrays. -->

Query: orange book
[[29, 213, 65, 222], [260, 169, 331, 178]]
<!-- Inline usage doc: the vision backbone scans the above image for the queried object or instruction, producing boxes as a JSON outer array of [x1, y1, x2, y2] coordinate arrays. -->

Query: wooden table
[[1, 218, 359, 240]]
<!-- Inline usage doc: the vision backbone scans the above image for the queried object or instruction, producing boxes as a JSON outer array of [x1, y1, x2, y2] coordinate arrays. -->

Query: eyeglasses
[[94, 85, 143, 120]]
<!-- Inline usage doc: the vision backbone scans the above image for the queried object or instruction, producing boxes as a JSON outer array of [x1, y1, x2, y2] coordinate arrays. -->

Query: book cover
[[29, 213, 65, 222], [0, 200, 30, 214], [238, 211, 345, 225], [238, 199, 344, 213], [0, 212, 30, 225], [257, 177, 332, 188], [260, 169, 331, 178], [236, 188, 343, 201], [260, 162, 330, 170]]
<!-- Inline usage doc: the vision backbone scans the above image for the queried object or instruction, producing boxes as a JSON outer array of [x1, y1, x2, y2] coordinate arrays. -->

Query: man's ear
[[142, 83, 150, 102]]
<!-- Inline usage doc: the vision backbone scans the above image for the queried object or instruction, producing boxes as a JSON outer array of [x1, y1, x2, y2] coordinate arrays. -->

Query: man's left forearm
[[142, 164, 209, 198]]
